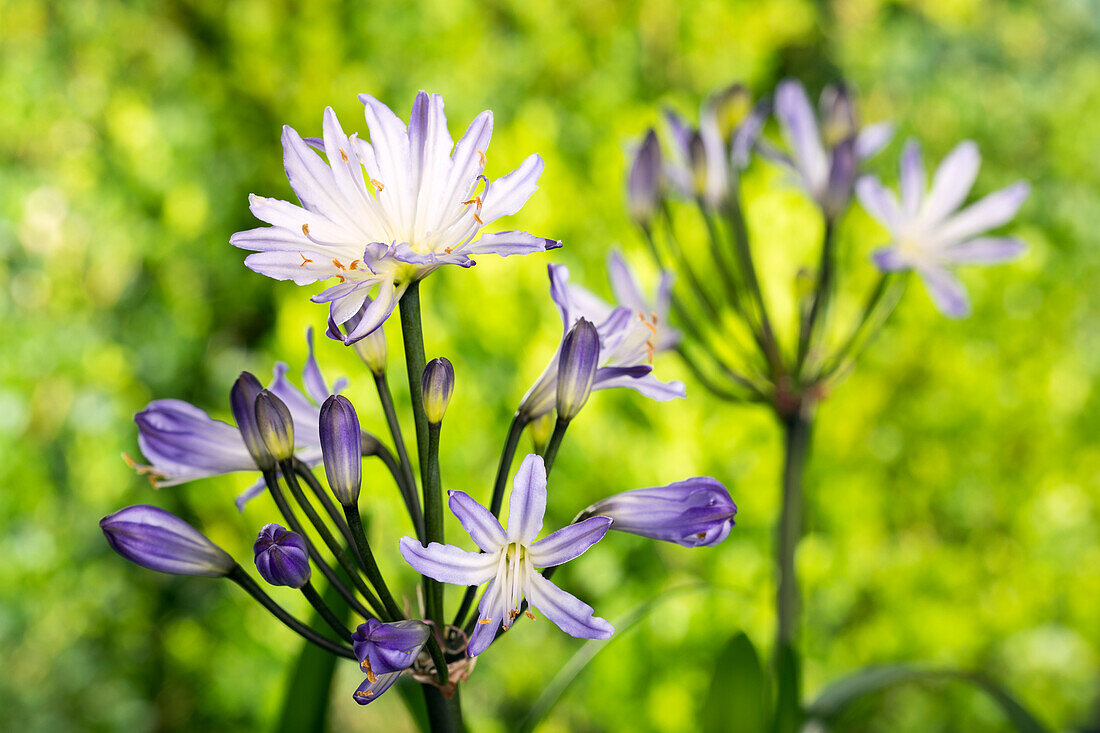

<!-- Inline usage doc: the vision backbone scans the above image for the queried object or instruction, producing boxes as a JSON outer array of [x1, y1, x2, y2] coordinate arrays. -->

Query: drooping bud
[[253, 523, 311, 588], [555, 318, 600, 422], [319, 395, 362, 506], [421, 358, 454, 425], [230, 371, 274, 470], [254, 389, 295, 462], [627, 129, 661, 226], [328, 300, 388, 373], [528, 411, 556, 455], [820, 83, 857, 148], [350, 619, 431, 705], [582, 477, 737, 547], [100, 505, 235, 577]]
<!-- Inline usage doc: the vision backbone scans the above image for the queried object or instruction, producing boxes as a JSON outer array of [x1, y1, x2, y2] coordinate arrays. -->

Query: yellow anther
[[478, 619, 491, 625], [302, 223, 310, 236], [340, 149, 349, 162], [370, 179, 385, 192], [335, 275, 346, 283], [525, 611, 535, 620], [299, 253, 313, 267], [474, 214, 483, 224], [332, 258, 346, 270], [349, 259, 360, 270], [477, 150, 486, 167]]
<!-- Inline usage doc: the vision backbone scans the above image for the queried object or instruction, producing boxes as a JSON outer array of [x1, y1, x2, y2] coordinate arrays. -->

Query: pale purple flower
[[253, 524, 311, 588], [856, 139, 1029, 318], [101, 505, 235, 577], [232, 92, 561, 343], [518, 261, 684, 419], [129, 328, 347, 511], [399, 454, 614, 657], [582, 477, 736, 548], [766, 79, 893, 218], [350, 619, 430, 705], [662, 84, 769, 207]]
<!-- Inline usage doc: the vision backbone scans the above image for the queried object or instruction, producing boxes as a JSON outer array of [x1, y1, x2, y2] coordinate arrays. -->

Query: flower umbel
[[232, 92, 562, 343], [399, 454, 614, 656], [857, 139, 1029, 318]]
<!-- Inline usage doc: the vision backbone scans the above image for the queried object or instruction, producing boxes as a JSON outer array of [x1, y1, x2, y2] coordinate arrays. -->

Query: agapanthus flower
[[518, 260, 684, 419], [661, 83, 769, 207], [129, 328, 347, 510], [856, 139, 1030, 318], [765, 79, 893, 218], [101, 505, 235, 577], [580, 477, 736, 548], [232, 92, 561, 343], [399, 454, 614, 656], [350, 619, 431, 705]]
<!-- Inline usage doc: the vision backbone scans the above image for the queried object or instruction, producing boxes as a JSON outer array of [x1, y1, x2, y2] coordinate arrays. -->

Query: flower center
[[499, 542, 530, 628]]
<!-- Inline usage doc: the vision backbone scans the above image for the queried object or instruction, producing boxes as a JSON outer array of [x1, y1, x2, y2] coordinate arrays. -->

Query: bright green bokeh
[[1, 0, 1097, 730]]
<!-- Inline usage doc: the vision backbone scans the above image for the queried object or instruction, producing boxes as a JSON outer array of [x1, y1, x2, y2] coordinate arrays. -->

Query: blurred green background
[[2, 0, 1098, 730]]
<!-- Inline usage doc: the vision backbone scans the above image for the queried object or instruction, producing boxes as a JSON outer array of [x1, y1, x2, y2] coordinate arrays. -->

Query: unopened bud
[[421, 358, 454, 425], [556, 318, 600, 422], [254, 389, 295, 462], [627, 129, 661, 225], [231, 372, 274, 470], [319, 395, 362, 506]]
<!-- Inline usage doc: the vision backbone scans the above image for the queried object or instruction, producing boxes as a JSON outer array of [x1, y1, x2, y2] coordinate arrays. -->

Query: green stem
[[776, 411, 812, 649], [301, 581, 353, 641], [541, 417, 570, 476], [726, 193, 783, 374], [374, 372, 425, 540], [422, 684, 464, 733], [342, 504, 404, 621], [423, 421, 445, 630], [280, 464, 387, 618], [798, 219, 836, 374], [261, 470, 376, 620], [399, 281, 431, 491], [228, 565, 355, 659], [291, 459, 356, 550]]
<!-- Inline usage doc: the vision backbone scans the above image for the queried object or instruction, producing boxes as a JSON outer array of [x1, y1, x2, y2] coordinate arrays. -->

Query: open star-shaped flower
[[856, 139, 1029, 317], [232, 92, 561, 343], [399, 454, 614, 656]]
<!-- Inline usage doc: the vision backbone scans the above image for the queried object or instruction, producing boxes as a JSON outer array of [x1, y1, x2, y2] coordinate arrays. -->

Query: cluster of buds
[[103, 90, 737, 715]]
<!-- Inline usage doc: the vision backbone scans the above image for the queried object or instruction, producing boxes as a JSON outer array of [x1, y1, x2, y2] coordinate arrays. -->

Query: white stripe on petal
[[398, 537, 498, 586]]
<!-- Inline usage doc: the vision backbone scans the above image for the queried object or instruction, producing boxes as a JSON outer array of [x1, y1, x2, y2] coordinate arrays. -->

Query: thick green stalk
[[228, 566, 355, 659], [422, 685, 464, 733], [541, 417, 570, 476], [776, 412, 812, 648], [374, 371, 425, 539], [423, 421, 445, 630], [398, 281, 431, 490]]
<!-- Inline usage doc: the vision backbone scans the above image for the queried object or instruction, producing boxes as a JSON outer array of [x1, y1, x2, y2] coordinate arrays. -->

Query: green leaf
[[273, 582, 347, 733], [700, 632, 767, 733], [517, 583, 709, 733], [805, 664, 1050, 733], [771, 642, 802, 733]]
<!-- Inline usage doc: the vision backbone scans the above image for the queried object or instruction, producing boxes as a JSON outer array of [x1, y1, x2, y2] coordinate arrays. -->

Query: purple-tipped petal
[[467, 578, 505, 657], [448, 491, 506, 553], [921, 141, 980, 226], [302, 327, 330, 405], [351, 670, 402, 705], [524, 569, 614, 640], [918, 266, 971, 318], [463, 230, 561, 257], [899, 139, 925, 217], [134, 399, 255, 485], [940, 236, 1027, 264], [528, 516, 612, 568], [507, 454, 547, 544], [933, 181, 1030, 246], [775, 79, 829, 193], [855, 176, 902, 233], [398, 537, 497, 586], [101, 505, 235, 577], [342, 279, 402, 344], [871, 246, 911, 272], [606, 251, 647, 314]]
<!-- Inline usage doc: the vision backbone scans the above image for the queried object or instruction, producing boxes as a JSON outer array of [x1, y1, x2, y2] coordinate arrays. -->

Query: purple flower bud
[[820, 83, 857, 148], [319, 395, 362, 506], [350, 619, 431, 705], [254, 389, 295, 462], [230, 371, 274, 470], [823, 137, 857, 220], [688, 131, 709, 197], [628, 129, 661, 225], [583, 477, 737, 548], [421, 357, 454, 424], [253, 523, 310, 588], [100, 505, 235, 577], [556, 318, 599, 421]]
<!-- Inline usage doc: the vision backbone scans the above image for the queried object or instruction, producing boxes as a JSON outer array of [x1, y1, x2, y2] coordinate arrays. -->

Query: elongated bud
[[253, 523, 311, 588], [628, 130, 661, 226], [328, 300, 388, 372], [421, 358, 454, 425], [582, 477, 737, 547], [320, 395, 362, 506], [529, 411, 555, 455], [822, 137, 857, 219], [820, 83, 857, 148], [707, 83, 752, 141], [688, 131, 708, 197], [556, 318, 600, 422], [254, 389, 295, 462], [101, 505, 235, 577], [231, 371, 274, 470]]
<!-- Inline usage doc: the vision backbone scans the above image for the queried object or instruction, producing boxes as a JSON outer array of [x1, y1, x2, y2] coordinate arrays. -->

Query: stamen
[[299, 253, 313, 267], [477, 150, 486, 167], [525, 611, 535, 620], [340, 149, 349, 162], [696, 532, 707, 539], [370, 179, 385, 192], [302, 224, 310, 236], [332, 258, 346, 270], [355, 690, 374, 699], [349, 259, 360, 270], [478, 619, 491, 625], [335, 275, 346, 283]]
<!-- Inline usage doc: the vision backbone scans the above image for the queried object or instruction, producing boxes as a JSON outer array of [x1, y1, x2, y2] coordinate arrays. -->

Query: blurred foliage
[[1, 0, 1098, 730]]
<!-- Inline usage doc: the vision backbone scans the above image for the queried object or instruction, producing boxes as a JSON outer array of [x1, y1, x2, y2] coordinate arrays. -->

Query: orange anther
[[332, 258, 346, 270], [299, 253, 313, 267], [340, 149, 349, 162], [302, 223, 310, 236], [478, 619, 491, 625], [525, 611, 535, 620], [370, 179, 384, 192], [477, 150, 486, 166], [474, 214, 483, 224], [349, 259, 360, 270], [335, 275, 346, 283]]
